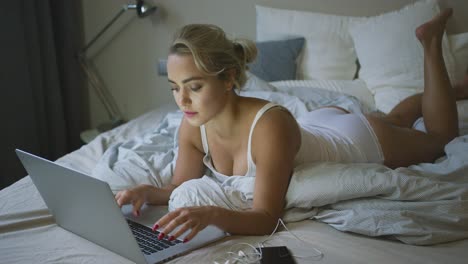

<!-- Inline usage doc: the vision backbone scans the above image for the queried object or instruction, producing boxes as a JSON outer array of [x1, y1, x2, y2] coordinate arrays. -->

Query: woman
[[116, 8, 466, 243]]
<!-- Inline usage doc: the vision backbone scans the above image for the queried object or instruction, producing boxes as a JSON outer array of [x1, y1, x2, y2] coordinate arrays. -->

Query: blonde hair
[[169, 24, 257, 90]]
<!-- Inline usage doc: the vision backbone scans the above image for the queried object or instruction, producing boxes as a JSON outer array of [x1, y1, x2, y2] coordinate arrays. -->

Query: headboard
[[253, 0, 467, 34]]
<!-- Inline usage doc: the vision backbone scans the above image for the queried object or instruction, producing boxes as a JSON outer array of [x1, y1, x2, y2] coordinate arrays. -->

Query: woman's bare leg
[[383, 75, 468, 128], [416, 8, 458, 142], [381, 9, 461, 132], [381, 94, 423, 128], [454, 73, 468, 99], [365, 9, 460, 168]]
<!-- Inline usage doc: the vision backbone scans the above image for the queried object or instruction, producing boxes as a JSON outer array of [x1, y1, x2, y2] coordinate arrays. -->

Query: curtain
[[0, 0, 87, 189]]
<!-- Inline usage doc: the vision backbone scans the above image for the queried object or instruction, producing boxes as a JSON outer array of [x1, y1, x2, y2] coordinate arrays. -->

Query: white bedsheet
[[170, 136, 468, 245], [90, 88, 365, 192], [2, 87, 468, 263], [1, 175, 467, 264], [89, 86, 468, 245]]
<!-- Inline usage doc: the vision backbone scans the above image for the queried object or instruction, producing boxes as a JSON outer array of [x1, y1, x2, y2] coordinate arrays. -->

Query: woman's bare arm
[[210, 108, 301, 235], [170, 117, 206, 185], [116, 117, 206, 211], [149, 117, 206, 203], [154, 109, 301, 240]]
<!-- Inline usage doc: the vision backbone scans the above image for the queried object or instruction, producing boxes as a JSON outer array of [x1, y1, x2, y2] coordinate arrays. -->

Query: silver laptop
[[16, 149, 228, 264]]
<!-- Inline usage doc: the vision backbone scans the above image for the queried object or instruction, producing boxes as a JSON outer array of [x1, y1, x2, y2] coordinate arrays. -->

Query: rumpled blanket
[[91, 88, 468, 245], [170, 136, 468, 245], [91, 88, 364, 192]]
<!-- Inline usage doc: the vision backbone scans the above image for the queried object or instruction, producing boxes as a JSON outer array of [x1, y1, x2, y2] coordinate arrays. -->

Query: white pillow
[[349, 0, 457, 113], [256, 5, 361, 81], [448, 32, 468, 136], [271, 79, 376, 112], [449, 32, 468, 82], [241, 71, 277, 91]]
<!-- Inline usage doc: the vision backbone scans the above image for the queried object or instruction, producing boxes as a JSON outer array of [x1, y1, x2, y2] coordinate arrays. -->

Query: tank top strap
[[200, 125, 209, 154], [247, 102, 281, 165]]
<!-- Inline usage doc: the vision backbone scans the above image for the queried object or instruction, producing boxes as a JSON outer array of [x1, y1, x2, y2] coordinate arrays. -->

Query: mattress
[[1, 85, 468, 264]]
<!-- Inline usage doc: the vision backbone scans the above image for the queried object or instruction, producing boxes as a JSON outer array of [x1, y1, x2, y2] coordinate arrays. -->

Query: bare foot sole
[[415, 8, 453, 46]]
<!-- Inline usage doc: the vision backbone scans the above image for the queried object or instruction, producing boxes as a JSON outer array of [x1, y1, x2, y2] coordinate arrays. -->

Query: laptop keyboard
[[127, 219, 182, 255]]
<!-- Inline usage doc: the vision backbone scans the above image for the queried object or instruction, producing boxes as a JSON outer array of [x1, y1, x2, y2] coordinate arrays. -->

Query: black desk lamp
[[78, 0, 157, 135]]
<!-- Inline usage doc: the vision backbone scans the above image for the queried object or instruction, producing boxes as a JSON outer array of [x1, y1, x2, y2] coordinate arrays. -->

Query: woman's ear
[[224, 68, 236, 91]]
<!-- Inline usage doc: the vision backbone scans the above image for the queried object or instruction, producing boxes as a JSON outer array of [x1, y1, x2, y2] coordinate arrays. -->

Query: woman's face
[[167, 54, 232, 127]]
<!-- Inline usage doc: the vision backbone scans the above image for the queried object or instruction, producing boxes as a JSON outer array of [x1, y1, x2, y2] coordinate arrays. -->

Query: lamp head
[[136, 0, 157, 18]]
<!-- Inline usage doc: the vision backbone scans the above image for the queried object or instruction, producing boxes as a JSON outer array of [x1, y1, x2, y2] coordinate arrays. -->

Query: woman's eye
[[170, 86, 179, 92], [190, 85, 202, 91]]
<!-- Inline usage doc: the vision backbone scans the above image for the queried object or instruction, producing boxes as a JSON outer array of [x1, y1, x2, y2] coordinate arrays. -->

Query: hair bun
[[233, 39, 257, 65], [170, 24, 256, 90]]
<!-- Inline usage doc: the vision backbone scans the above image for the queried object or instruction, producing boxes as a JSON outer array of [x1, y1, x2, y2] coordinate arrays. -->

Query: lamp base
[[80, 119, 126, 144], [80, 129, 100, 144], [96, 118, 126, 133]]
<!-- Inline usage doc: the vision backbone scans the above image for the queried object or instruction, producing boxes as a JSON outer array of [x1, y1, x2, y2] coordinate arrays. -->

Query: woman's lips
[[184, 111, 197, 118]]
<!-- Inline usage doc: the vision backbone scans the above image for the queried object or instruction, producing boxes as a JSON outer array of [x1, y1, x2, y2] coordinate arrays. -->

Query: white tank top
[[200, 103, 382, 181], [200, 103, 280, 181]]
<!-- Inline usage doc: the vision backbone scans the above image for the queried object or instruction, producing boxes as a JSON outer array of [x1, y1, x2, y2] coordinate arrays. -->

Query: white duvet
[[91, 86, 468, 245]]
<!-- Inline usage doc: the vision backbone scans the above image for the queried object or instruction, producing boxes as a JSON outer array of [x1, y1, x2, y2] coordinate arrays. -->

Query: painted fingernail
[[168, 236, 175, 241], [158, 233, 165, 240], [135, 210, 140, 217], [183, 238, 189, 243], [152, 224, 159, 232]]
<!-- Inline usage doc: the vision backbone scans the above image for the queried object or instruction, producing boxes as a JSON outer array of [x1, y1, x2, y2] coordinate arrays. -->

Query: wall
[[80, 0, 468, 129]]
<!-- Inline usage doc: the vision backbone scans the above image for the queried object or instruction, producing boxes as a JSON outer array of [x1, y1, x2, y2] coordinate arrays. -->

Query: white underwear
[[295, 107, 384, 164]]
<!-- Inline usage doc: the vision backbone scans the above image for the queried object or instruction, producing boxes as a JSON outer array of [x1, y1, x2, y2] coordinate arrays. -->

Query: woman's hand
[[153, 206, 216, 243], [115, 184, 154, 217]]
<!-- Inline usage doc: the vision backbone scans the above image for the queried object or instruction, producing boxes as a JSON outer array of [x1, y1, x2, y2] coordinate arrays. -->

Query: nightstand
[[80, 129, 100, 144]]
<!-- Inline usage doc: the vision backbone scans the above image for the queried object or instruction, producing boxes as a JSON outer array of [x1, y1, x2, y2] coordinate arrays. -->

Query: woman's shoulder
[[256, 105, 297, 131], [239, 97, 295, 126], [178, 117, 204, 153], [241, 96, 270, 108], [249, 100, 301, 161]]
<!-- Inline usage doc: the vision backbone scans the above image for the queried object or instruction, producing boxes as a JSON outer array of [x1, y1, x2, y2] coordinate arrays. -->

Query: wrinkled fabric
[[169, 136, 468, 245], [89, 88, 468, 245]]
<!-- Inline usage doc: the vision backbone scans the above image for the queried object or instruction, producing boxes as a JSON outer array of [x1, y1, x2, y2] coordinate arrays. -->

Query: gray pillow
[[249, 37, 305, 82]]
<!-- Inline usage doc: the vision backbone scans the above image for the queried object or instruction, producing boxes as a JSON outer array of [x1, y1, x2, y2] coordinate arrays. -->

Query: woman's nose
[[178, 89, 191, 106]]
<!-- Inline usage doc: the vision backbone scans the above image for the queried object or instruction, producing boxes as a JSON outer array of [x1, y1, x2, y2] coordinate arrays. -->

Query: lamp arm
[[79, 6, 127, 55], [78, 57, 121, 121], [76, 1, 157, 131]]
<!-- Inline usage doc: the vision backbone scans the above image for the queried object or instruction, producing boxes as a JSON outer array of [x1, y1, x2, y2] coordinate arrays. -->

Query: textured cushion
[[349, 0, 456, 113], [248, 37, 304, 82], [449, 32, 468, 82], [448, 32, 468, 136], [241, 71, 277, 91], [256, 5, 361, 80]]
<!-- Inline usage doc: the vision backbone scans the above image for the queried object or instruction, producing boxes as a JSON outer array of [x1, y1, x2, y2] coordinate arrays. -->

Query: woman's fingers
[[153, 210, 182, 239], [115, 191, 130, 208], [163, 216, 191, 240], [114, 192, 121, 204], [132, 199, 145, 217], [154, 209, 179, 230], [154, 208, 206, 243], [170, 221, 199, 243], [181, 225, 200, 243], [115, 186, 150, 216], [115, 189, 140, 209]]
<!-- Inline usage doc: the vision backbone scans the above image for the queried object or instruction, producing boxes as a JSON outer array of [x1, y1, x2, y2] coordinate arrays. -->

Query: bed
[[2, 0, 468, 263]]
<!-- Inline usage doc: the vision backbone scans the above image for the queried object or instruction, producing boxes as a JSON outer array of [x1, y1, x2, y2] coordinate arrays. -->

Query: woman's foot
[[415, 8, 453, 47], [454, 74, 468, 100]]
